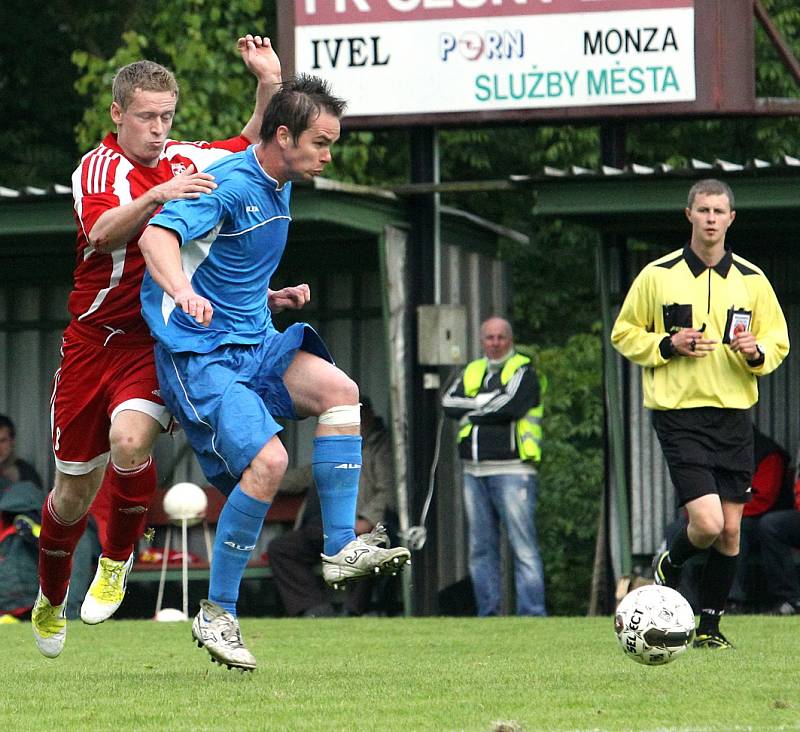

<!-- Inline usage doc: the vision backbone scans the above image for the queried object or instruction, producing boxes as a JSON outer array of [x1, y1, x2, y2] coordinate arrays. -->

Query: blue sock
[[208, 485, 270, 616], [313, 435, 361, 556]]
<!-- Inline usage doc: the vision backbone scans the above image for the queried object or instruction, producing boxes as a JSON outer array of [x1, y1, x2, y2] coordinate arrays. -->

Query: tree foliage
[[72, 0, 273, 152], [1, 2, 92, 184], [0, 0, 277, 186], [626, 0, 800, 167], [330, 130, 410, 185], [7, 0, 800, 215], [519, 334, 605, 615]]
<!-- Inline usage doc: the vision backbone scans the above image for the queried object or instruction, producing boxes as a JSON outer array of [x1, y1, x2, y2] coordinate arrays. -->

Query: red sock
[[103, 457, 157, 561], [39, 492, 89, 606]]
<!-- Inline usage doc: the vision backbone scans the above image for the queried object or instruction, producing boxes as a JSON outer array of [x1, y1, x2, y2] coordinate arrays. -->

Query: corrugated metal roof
[[0, 178, 400, 201], [0, 177, 528, 247], [6, 154, 800, 202], [0, 183, 71, 198], [540, 155, 800, 179]]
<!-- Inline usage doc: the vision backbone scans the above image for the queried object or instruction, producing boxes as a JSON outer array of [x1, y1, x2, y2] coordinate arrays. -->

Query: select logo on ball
[[614, 584, 695, 666]]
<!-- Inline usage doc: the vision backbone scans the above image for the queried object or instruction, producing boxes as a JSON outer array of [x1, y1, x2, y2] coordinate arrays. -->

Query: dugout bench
[[128, 486, 304, 585], [123, 485, 404, 617]]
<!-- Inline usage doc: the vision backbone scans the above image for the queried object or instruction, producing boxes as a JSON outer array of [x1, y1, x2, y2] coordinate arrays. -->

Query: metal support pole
[[181, 518, 189, 619], [599, 123, 632, 581], [407, 126, 440, 615], [155, 526, 172, 617], [598, 239, 632, 579]]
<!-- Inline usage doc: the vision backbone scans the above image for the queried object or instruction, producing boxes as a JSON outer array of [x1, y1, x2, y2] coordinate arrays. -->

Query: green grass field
[[2, 615, 799, 732]]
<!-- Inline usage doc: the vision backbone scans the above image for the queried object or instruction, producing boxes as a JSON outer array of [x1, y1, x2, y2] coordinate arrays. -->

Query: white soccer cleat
[[80, 553, 135, 624], [321, 524, 411, 591], [32, 587, 68, 658], [192, 599, 256, 672]]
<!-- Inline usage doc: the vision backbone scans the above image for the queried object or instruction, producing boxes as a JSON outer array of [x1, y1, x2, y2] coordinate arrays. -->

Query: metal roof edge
[[440, 205, 529, 246]]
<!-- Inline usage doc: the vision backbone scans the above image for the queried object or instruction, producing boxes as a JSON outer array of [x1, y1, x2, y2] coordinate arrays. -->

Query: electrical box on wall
[[417, 305, 468, 365]]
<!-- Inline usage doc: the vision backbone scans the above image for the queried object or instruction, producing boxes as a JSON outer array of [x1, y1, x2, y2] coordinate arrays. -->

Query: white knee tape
[[318, 404, 361, 427]]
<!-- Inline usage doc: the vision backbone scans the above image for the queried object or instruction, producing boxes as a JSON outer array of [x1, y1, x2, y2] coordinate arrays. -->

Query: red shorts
[[50, 324, 170, 475]]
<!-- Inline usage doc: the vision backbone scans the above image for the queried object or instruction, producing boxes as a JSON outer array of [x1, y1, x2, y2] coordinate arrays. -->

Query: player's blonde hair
[[112, 60, 179, 110]]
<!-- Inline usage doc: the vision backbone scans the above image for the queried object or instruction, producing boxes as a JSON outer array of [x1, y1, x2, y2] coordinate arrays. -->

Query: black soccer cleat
[[652, 550, 681, 590], [693, 631, 734, 650]]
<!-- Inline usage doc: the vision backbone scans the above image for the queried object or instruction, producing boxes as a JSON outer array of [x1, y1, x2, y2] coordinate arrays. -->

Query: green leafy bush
[[519, 333, 604, 615], [72, 0, 269, 152]]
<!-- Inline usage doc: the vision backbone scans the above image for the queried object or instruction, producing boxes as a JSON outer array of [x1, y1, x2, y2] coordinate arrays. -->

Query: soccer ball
[[162, 482, 207, 525], [614, 584, 695, 666]]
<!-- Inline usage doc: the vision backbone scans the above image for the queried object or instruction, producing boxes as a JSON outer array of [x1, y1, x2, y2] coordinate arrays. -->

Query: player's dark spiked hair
[[687, 178, 735, 210], [259, 74, 347, 143]]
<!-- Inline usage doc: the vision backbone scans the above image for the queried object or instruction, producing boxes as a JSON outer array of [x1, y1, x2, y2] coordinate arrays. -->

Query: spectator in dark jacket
[[0, 478, 46, 619], [0, 414, 43, 516], [727, 427, 789, 611], [757, 458, 800, 615]]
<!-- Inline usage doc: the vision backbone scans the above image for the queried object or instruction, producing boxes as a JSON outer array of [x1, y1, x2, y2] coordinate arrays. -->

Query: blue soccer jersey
[[141, 145, 292, 353]]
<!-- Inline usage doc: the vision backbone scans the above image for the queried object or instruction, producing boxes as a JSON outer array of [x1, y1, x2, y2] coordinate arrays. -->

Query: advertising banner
[[293, 1, 696, 117]]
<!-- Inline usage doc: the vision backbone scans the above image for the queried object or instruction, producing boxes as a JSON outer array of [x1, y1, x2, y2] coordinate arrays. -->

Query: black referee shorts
[[652, 407, 754, 507]]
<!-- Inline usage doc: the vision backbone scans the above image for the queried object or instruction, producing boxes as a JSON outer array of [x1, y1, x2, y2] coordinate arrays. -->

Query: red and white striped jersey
[[69, 132, 249, 340]]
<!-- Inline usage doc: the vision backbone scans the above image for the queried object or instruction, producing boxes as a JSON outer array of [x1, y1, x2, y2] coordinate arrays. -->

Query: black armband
[[659, 335, 677, 360], [746, 345, 765, 367]]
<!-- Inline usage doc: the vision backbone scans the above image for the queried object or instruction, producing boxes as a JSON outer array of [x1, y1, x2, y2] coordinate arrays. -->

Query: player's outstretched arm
[[268, 283, 310, 313], [140, 224, 213, 326], [88, 165, 217, 253], [239, 34, 282, 143]]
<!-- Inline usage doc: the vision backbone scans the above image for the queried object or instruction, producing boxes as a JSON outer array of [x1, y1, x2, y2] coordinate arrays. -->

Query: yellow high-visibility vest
[[456, 353, 545, 463]]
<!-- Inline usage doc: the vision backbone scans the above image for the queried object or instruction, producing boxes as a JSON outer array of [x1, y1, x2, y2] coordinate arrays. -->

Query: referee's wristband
[[659, 335, 677, 359], [746, 345, 765, 367]]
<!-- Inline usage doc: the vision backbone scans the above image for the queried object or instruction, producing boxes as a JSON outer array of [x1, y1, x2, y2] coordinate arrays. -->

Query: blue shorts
[[154, 323, 332, 495]]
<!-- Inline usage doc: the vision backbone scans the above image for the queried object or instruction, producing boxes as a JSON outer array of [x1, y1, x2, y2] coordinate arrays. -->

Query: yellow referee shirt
[[611, 245, 789, 410]]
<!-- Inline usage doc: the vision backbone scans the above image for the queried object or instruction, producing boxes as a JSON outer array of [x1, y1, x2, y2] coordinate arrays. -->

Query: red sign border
[[295, 0, 695, 26]]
